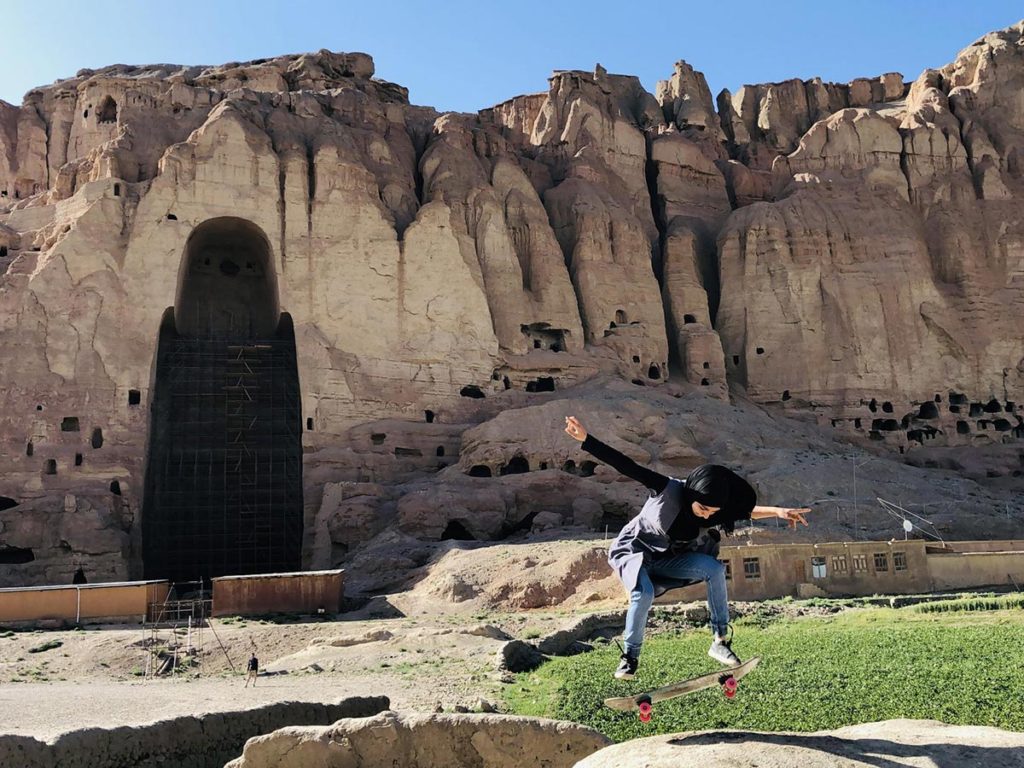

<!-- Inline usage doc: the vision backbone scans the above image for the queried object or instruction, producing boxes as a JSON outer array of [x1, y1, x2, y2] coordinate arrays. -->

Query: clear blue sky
[[2, 1, 1021, 112]]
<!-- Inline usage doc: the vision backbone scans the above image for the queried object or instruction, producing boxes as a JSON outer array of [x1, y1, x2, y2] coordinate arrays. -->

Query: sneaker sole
[[614, 671, 635, 680], [708, 651, 741, 666]]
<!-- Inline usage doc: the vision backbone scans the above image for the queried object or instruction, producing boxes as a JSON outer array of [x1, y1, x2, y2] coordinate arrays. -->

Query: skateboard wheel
[[724, 688, 736, 699], [639, 711, 652, 723], [723, 676, 737, 691], [638, 701, 652, 715]]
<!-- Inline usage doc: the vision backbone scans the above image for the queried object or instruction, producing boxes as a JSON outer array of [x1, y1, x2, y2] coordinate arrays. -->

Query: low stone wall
[[0, 696, 388, 768], [226, 710, 611, 768]]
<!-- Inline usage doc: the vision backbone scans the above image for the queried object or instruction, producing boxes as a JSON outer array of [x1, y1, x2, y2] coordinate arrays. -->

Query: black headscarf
[[683, 464, 756, 534]]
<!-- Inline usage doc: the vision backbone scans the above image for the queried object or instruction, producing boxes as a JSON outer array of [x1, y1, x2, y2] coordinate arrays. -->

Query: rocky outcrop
[[225, 710, 610, 768], [0, 696, 388, 768], [573, 719, 1024, 767]]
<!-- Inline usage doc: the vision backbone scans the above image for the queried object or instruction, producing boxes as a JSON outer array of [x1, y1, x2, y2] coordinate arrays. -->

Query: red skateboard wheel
[[639, 711, 652, 722], [724, 688, 736, 699], [638, 701, 652, 715], [723, 676, 737, 691]]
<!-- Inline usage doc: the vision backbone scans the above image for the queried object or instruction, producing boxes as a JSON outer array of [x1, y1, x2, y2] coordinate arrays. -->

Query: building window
[[894, 551, 908, 571], [831, 554, 848, 573], [723, 560, 732, 580], [874, 553, 889, 572], [811, 556, 827, 579], [743, 557, 761, 579], [853, 554, 869, 573]]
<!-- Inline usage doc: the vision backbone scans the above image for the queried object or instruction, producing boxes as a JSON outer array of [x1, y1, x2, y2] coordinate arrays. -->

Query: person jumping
[[564, 415, 811, 680]]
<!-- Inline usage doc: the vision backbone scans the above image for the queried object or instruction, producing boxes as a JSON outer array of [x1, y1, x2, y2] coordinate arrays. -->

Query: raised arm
[[564, 416, 669, 494]]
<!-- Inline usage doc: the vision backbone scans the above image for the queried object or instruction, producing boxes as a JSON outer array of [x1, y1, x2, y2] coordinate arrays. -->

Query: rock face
[[0, 696, 388, 768], [573, 719, 1024, 767], [0, 26, 1023, 586], [225, 710, 610, 768]]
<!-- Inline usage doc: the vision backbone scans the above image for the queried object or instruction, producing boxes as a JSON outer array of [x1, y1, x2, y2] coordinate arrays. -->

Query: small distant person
[[245, 652, 259, 687], [72, 567, 87, 585]]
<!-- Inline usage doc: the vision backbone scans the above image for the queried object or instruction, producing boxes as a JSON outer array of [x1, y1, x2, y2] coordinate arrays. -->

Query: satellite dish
[[902, 519, 913, 533]]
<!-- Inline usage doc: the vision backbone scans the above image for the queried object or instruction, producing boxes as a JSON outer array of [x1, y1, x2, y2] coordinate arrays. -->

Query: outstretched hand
[[778, 508, 812, 529], [564, 415, 588, 442]]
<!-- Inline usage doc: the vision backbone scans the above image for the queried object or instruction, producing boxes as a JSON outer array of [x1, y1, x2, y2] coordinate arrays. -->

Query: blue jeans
[[623, 552, 729, 656]]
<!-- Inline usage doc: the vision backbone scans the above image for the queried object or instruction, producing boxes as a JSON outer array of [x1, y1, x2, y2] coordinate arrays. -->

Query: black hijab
[[670, 464, 757, 539]]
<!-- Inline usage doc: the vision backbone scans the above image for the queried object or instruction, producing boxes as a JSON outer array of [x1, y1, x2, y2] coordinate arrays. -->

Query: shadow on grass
[[667, 730, 1024, 767]]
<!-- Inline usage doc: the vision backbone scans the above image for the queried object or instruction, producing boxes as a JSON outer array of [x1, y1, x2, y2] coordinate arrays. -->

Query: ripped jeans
[[623, 551, 729, 656]]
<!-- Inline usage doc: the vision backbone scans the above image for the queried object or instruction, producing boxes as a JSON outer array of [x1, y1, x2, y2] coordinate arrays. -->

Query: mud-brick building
[[659, 539, 1024, 603]]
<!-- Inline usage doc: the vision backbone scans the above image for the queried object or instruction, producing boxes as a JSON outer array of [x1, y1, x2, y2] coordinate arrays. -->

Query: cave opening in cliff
[[98, 95, 118, 124], [441, 520, 474, 541], [142, 217, 303, 583], [499, 455, 530, 476], [0, 546, 35, 565], [525, 377, 555, 393]]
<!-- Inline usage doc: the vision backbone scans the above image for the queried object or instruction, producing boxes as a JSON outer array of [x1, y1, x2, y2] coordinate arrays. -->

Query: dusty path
[[0, 676, 421, 741], [0, 605, 581, 741]]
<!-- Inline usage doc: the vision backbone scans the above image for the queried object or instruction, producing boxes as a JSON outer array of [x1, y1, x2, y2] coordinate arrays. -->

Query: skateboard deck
[[604, 656, 760, 720]]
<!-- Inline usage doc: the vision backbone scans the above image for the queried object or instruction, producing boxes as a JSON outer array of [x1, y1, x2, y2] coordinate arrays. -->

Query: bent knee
[[706, 558, 727, 580], [630, 584, 655, 605]]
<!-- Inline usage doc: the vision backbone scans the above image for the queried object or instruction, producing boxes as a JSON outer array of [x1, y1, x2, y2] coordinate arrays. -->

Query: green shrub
[[913, 595, 1024, 614]]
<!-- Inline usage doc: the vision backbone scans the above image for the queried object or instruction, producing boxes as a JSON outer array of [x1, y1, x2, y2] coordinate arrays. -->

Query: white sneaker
[[708, 637, 741, 666]]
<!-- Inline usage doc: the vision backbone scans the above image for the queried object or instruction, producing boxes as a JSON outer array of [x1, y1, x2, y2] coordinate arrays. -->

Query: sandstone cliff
[[0, 26, 1022, 586]]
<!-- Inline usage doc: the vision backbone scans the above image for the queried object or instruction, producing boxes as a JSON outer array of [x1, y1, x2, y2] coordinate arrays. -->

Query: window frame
[[742, 557, 761, 580], [811, 556, 827, 579]]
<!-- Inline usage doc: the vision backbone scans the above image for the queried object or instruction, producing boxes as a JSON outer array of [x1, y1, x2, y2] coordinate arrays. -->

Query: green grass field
[[504, 602, 1024, 742]]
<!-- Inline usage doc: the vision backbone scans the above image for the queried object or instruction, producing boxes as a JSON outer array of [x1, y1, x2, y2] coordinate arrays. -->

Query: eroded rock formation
[[573, 719, 1024, 768], [0, 696, 388, 768], [225, 710, 610, 768], [1, 25, 1023, 585]]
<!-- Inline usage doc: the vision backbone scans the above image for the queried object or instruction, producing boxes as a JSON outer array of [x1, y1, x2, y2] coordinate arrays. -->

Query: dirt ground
[[0, 538, 631, 742], [0, 536, 852, 743], [0, 609, 580, 741]]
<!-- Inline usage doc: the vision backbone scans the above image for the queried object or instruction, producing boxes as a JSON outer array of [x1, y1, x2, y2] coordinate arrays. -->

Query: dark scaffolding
[[143, 329, 303, 582]]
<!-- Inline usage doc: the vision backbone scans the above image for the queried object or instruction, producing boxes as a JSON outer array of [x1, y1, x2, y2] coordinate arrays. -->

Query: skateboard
[[603, 656, 760, 722]]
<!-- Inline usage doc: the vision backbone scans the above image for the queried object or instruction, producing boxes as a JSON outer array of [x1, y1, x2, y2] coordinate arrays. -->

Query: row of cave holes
[[28, 390, 143, 470], [458, 377, 557, 400], [829, 393, 1020, 430], [467, 457, 597, 478], [867, 418, 1018, 434], [832, 407, 1023, 446], [866, 393, 1015, 418], [369, 432, 450, 460]]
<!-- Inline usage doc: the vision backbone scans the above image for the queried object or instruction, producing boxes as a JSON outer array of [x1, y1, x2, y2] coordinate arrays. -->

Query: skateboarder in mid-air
[[564, 416, 811, 680]]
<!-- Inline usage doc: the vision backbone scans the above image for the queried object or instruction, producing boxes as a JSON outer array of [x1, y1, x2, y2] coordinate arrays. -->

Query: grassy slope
[[504, 604, 1024, 742]]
